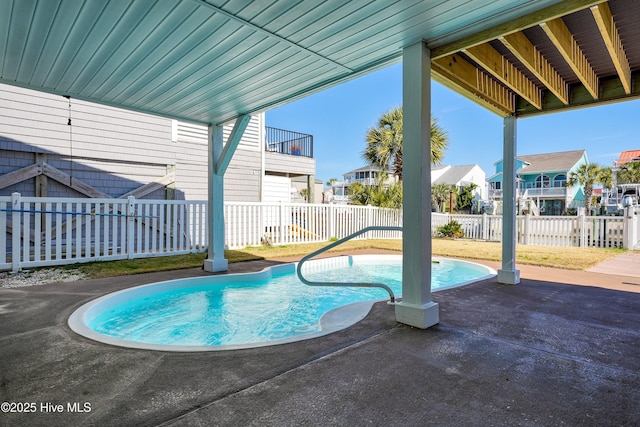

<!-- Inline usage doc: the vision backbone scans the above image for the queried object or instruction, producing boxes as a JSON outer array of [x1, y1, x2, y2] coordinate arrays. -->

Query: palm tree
[[618, 162, 640, 184], [362, 107, 448, 182], [326, 177, 338, 195], [348, 174, 402, 208], [431, 183, 454, 212], [299, 188, 309, 202], [567, 163, 606, 214], [599, 166, 613, 190]]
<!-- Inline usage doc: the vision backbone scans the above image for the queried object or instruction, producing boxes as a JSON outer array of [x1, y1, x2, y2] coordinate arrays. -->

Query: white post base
[[395, 301, 439, 329], [203, 257, 229, 273], [497, 269, 520, 285]]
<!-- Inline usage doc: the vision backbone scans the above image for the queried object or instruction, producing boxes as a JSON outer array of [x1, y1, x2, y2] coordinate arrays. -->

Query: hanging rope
[[64, 95, 73, 187]]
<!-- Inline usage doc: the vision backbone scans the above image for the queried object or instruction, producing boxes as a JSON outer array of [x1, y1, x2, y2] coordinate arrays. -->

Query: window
[[536, 175, 550, 188], [554, 174, 566, 187]]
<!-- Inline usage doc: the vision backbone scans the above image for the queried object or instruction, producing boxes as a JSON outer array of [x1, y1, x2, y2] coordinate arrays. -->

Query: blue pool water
[[69, 255, 495, 351]]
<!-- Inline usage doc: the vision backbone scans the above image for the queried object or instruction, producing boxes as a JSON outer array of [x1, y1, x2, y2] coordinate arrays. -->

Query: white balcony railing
[[489, 186, 567, 199]]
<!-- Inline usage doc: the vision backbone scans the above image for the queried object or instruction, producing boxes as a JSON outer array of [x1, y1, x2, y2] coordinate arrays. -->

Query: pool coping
[[68, 255, 496, 352]]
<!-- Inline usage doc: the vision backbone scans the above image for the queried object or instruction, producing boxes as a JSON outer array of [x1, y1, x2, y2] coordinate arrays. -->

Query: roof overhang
[[1, 0, 639, 125]]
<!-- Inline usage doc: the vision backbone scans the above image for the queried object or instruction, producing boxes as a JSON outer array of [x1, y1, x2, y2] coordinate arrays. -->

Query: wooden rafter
[[42, 163, 111, 198], [0, 163, 42, 190], [432, 54, 515, 116], [463, 44, 542, 109], [591, 2, 631, 94], [120, 171, 176, 199], [499, 31, 570, 105], [540, 18, 599, 99], [431, 0, 608, 60]]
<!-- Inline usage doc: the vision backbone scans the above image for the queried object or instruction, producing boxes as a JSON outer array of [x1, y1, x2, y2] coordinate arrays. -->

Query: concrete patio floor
[[1, 253, 639, 427]]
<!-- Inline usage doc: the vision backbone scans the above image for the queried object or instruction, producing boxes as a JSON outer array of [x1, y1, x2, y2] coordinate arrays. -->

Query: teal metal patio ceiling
[[1, 0, 638, 125]]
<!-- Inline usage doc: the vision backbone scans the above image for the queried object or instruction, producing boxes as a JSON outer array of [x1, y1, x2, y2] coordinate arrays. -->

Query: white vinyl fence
[[1, 193, 207, 272], [224, 202, 402, 248], [432, 211, 638, 249], [2, 193, 639, 272]]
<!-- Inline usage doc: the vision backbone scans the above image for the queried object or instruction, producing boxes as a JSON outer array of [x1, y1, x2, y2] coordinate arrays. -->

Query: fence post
[[126, 196, 135, 259], [11, 192, 21, 273], [524, 214, 531, 245], [481, 213, 488, 241], [327, 203, 334, 239], [579, 213, 586, 248], [279, 201, 286, 245], [623, 206, 638, 249], [635, 208, 640, 249]]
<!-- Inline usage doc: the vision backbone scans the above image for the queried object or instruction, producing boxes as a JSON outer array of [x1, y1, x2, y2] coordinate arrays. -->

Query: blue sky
[[266, 62, 639, 184]]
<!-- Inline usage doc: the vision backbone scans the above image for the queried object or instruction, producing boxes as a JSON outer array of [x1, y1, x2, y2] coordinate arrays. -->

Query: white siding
[[263, 175, 292, 203]]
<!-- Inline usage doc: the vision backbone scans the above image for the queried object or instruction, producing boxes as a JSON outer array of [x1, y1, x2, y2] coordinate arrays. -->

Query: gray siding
[[1, 84, 273, 202], [174, 115, 263, 202]]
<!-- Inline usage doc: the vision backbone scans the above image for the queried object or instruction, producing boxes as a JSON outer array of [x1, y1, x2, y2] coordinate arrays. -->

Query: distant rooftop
[[432, 165, 482, 186], [516, 150, 587, 174], [616, 150, 640, 167]]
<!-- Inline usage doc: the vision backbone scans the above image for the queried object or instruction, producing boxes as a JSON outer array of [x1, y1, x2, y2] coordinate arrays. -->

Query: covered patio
[[2, 2, 640, 423]]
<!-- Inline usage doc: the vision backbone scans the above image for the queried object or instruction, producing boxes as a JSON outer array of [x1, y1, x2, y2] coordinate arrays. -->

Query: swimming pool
[[68, 255, 495, 351]]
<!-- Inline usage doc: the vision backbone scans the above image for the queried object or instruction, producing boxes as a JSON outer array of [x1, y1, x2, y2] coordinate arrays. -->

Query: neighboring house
[[327, 163, 486, 206], [431, 164, 486, 200], [605, 149, 640, 213], [327, 165, 397, 204], [487, 149, 588, 215], [0, 83, 315, 203], [615, 149, 640, 167], [342, 165, 396, 187]]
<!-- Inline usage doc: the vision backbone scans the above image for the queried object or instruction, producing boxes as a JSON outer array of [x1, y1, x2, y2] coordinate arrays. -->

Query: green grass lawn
[[67, 238, 626, 279]]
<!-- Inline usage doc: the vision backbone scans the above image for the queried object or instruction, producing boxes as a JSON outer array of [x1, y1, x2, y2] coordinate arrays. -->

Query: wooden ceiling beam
[[540, 18, 599, 100], [516, 73, 640, 116], [591, 2, 631, 94], [499, 31, 570, 105], [432, 54, 515, 116], [430, 0, 608, 59], [464, 43, 542, 109]]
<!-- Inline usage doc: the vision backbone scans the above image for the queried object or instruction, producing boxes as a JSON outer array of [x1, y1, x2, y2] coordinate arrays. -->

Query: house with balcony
[[487, 149, 588, 215], [0, 83, 315, 204], [326, 165, 397, 204], [263, 126, 316, 203], [327, 163, 486, 206]]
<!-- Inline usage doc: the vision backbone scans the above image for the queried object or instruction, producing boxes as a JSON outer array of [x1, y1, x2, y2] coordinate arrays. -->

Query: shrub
[[437, 220, 465, 238]]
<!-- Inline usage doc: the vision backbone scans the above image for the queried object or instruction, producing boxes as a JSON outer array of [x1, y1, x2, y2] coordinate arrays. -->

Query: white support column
[[498, 116, 521, 284], [395, 41, 439, 329], [204, 124, 229, 272]]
